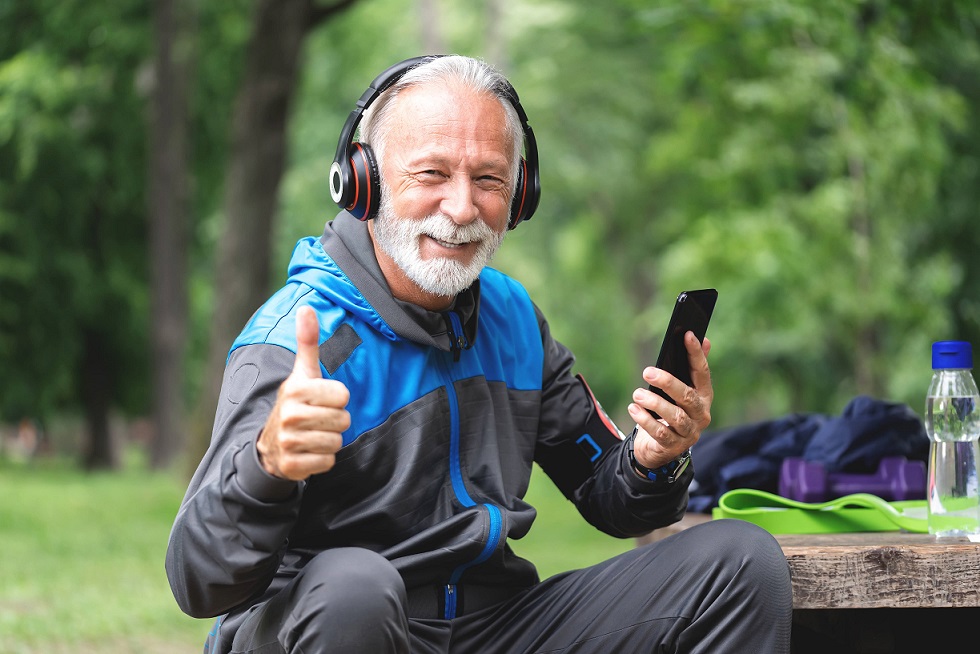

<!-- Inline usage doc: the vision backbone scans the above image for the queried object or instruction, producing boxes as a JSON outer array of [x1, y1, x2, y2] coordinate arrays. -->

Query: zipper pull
[[444, 584, 457, 619], [445, 311, 468, 362]]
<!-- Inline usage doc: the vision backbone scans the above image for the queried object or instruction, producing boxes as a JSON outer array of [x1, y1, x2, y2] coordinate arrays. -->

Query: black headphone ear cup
[[507, 159, 527, 230], [508, 157, 534, 230], [346, 142, 381, 221]]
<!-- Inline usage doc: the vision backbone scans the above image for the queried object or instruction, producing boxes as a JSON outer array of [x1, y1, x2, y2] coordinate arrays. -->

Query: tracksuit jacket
[[166, 211, 692, 649]]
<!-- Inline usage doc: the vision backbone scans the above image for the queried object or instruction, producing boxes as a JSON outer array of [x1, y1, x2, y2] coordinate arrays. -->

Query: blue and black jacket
[[166, 211, 691, 649]]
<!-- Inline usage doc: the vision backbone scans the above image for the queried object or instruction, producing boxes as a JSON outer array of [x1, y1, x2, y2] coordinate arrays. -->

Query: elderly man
[[167, 54, 792, 653]]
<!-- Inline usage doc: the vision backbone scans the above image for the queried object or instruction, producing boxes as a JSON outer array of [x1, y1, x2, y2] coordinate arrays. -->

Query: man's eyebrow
[[404, 152, 449, 168], [405, 153, 512, 175]]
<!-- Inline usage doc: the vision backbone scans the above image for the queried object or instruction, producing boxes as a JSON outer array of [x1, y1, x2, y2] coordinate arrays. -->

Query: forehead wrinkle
[[386, 84, 514, 173]]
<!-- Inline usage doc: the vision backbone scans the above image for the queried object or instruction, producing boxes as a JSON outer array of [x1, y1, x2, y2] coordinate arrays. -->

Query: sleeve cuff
[[621, 430, 694, 495], [233, 439, 303, 502]]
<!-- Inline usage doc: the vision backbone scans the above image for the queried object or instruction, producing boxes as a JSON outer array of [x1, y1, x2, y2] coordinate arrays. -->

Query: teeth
[[433, 237, 465, 248]]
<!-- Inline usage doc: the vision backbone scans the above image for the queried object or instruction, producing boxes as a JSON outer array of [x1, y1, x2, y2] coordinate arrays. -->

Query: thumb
[[292, 305, 323, 379]]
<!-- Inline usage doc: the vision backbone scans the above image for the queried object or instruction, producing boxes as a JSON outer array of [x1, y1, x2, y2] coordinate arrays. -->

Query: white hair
[[359, 55, 524, 198]]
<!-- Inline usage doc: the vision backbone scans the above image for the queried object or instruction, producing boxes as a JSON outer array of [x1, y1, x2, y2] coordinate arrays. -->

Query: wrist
[[627, 429, 692, 485]]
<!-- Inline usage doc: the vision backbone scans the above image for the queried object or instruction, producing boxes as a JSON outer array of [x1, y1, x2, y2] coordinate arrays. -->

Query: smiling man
[[166, 55, 793, 654]]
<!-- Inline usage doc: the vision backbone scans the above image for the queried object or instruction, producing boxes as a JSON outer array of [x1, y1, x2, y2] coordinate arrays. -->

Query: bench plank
[[637, 514, 980, 609], [777, 532, 980, 609]]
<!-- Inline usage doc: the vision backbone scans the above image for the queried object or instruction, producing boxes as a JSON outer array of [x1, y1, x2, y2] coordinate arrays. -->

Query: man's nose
[[440, 177, 480, 225]]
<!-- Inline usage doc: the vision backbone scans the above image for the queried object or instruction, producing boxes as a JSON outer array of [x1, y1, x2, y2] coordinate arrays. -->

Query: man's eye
[[477, 176, 506, 188]]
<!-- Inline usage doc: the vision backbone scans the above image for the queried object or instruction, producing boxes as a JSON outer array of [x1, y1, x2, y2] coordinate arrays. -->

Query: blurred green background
[[1, 0, 979, 650]]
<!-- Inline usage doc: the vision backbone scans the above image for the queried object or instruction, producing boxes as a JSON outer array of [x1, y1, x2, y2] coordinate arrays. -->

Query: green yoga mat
[[711, 488, 929, 534]]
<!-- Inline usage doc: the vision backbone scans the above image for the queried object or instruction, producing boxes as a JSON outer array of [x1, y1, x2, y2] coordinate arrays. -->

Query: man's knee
[[688, 517, 782, 557], [706, 518, 786, 565], [682, 519, 791, 596], [298, 547, 407, 618], [636, 519, 789, 595], [273, 548, 409, 653], [652, 519, 792, 651]]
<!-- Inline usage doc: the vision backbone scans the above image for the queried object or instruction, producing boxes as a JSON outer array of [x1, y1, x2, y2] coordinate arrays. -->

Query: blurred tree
[[189, 0, 362, 468], [0, 0, 151, 468], [911, 2, 980, 365], [147, 0, 192, 469], [418, 0, 448, 54], [637, 0, 974, 421], [497, 0, 979, 427], [0, 0, 256, 470]]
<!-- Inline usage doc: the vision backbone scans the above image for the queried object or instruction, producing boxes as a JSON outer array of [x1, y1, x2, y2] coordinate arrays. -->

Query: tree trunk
[[417, 0, 446, 54], [188, 0, 360, 472], [148, 0, 191, 470], [81, 328, 118, 470], [484, 0, 506, 71]]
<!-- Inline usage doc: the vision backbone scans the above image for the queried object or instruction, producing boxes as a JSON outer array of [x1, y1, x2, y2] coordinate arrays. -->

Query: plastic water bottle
[[925, 340, 980, 537]]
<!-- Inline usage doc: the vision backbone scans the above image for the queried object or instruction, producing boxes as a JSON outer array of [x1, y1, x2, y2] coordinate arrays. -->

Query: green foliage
[[2, 0, 980, 451], [267, 0, 980, 432], [642, 1, 952, 421], [637, 0, 972, 421], [0, 1, 152, 422], [488, 0, 980, 425], [0, 0, 254, 429]]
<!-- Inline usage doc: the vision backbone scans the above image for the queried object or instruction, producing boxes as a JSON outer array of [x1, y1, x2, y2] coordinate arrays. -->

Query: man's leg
[[451, 519, 792, 653], [229, 547, 410, 654]]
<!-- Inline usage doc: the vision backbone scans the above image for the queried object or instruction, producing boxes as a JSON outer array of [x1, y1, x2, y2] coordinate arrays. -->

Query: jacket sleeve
[[165, 344, 304, 619], [532, 306, 691, 538]]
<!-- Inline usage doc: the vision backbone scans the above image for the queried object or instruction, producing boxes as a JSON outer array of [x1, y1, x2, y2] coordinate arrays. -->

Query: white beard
[[372, 199, 506, 298]]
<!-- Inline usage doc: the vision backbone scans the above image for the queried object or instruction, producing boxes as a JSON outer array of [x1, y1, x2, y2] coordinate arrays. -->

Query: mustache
[[415, 213, 497, 243]]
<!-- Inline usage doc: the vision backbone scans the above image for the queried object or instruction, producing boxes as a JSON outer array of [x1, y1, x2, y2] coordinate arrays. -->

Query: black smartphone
[[648, 288, 718, 419]]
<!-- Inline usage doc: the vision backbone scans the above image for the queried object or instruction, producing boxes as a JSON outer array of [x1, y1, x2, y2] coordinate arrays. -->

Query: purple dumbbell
[[778, 456, 926, 503]]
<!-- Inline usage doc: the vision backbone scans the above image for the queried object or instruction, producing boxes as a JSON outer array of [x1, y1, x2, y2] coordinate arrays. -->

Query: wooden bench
[[639, 512, 980, 651], [638, 512, 980, 609]]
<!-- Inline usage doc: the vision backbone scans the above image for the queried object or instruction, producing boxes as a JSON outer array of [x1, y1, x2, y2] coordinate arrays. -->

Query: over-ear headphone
[[328, 55, 540, 230]]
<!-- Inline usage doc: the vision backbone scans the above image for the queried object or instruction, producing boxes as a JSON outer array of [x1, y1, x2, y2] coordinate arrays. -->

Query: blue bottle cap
[[932, 341, 973, 370]]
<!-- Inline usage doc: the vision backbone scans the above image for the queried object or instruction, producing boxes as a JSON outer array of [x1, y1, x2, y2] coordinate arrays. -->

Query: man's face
[[369, 83, 515, 309]]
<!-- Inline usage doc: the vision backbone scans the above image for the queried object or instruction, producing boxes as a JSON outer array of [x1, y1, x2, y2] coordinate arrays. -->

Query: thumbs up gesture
[[257, 305, 351, 481]]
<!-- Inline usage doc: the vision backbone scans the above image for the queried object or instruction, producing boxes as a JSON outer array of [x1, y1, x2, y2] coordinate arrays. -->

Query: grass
[[0, 458, 210, 653], [0, 456, 633, 653]]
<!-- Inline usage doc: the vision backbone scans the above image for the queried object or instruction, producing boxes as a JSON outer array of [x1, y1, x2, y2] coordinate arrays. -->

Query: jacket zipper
[[438, 338, 503, 619], [446, 310, 468, 362]]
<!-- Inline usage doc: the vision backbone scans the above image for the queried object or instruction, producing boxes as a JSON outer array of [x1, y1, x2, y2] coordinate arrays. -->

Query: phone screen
[[648, 289, 718, 419]]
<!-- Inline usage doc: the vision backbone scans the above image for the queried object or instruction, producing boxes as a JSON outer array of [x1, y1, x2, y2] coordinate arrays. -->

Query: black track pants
[[226, 519, 792, 653]]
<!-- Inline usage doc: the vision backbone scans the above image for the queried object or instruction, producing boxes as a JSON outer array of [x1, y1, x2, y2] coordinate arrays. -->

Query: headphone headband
[[329, 55, 540, 229]]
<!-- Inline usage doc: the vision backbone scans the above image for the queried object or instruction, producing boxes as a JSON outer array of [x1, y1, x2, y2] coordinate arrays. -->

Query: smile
[[428, 235, 474, 249]]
